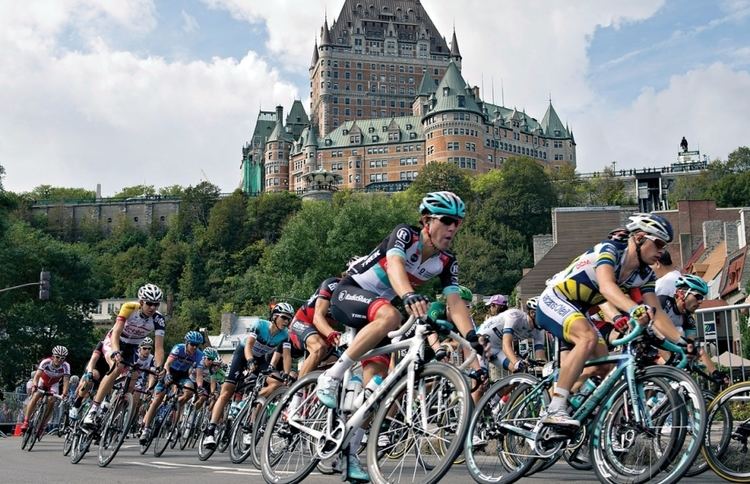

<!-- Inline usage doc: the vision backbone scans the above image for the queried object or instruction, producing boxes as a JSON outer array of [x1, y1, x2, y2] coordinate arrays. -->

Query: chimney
[[96, 183, 102, 200], [725, 221, 740, 254], [702, 220, 724, 253], [220, 312, 236, 336], [472, 86, 480, 99], [275, 105, 284, 124], [740, 209, 750, 249]]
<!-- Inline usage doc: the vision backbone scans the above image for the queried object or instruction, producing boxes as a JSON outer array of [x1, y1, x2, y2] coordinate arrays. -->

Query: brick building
[[241, 0, 577, 194]]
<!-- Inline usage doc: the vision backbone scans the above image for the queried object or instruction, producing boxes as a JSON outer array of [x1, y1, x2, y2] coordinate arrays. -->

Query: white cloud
[[181, 9, 200, 33], [577, 63, 750, 171], [0, 1, 298, 195]]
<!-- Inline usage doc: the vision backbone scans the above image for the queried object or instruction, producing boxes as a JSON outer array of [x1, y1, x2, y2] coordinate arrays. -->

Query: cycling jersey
[[37, 358, 71, 392], [658, 295, 697, 337], [655, 269, 681, 297], [245, 319, 289, 359], [478, 309, 545, 354], [166, 344, 204, 372], [546, 240, 656, 308], [348, 223, 460, 300], [294, 277, 340, 325], [191, 362, 225, 384], [115, 302, 166, 344], [134, 352, 155, 371]]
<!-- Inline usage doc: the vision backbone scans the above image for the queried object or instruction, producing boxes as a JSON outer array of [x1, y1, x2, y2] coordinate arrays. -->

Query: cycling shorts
[[536, 286, 603, 345]]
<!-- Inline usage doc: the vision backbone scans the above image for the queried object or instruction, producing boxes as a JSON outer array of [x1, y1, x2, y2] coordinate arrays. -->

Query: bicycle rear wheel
[[703, 381, 750, 482], [98, 394, 134, 467], [153, 405, 176, 457], [70, 428, 94, 464], [24, 402, 46, 452], [252, 388, 284, 469], [367, 362, 472, 484], [230, 397, 263, 464]]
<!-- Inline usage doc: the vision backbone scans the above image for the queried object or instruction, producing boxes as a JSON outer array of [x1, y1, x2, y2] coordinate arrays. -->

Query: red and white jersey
[[37, 357, 70, 387]]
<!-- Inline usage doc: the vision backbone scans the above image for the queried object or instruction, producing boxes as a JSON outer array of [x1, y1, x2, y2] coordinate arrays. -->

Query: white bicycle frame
[[287, 315, 476, 455]]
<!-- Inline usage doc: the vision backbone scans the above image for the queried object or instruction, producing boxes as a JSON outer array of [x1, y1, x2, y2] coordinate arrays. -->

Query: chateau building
[[241, 0, 576, 194]]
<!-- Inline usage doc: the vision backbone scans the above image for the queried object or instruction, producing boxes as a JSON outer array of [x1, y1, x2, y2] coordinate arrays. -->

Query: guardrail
[[695, 302, 750, 382]]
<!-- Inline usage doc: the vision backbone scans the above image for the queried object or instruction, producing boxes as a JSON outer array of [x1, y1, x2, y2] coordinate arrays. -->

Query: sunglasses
[[279, 315, 291, 322], [687, 291, 705, 302], [144, 301, 160, 307], [187, 342, 199, 347], [431, 215, 462, 227], [53, 355, 66, 360], [643, 234, 667, 249]]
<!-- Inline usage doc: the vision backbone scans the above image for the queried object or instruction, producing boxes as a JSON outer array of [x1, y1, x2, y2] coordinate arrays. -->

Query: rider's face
[[141, 300, 159, 316], [426, 215, 461, 251], [637, 234, 667, 265]]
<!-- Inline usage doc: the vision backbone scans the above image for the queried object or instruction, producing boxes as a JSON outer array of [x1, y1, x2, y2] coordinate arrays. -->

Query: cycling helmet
[[70, 375, 80, 385], [203, 347, 219, 361], [626, 213, 674, 243], [137, 283, 163, 303], [184, 331, 204, 345], [52, 345, 68, 357], [272, 302, 295, 319], [139, 337, 154, 349], [419, 191, 465, 218], [607, 227, 630, 243], [458, 285, 473, 303], [526, 296, 539, 310], [675, 274, 709, 297]]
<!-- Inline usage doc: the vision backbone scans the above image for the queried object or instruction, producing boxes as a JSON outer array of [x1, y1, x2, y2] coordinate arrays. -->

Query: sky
[[1, 0, 749, 196]]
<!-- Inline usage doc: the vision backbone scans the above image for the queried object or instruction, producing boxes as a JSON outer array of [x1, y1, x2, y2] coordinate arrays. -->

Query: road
[[1, 434, 727, 484]]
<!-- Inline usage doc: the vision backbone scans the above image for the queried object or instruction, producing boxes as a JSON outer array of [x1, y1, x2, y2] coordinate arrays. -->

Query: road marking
[[126, 462, 179, 469], [151, 461, 261, 473], [214, 471, 258, 475]]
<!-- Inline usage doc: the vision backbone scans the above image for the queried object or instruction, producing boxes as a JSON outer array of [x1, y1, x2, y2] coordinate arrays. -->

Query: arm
[[244, 336, 257, 364], [502, 334, 518, 368], [154, 334, 165, 368], [312, 299, 338, 340], [282, 345, 292, 374], [61, 375, 70, 398], [109, 320, 125, 357], [386, 254, 422, 315], [195, 366, 203, 389], [32, 369, 42, 389], [445, 292, 474, 337], [595, 264, 643, 317]]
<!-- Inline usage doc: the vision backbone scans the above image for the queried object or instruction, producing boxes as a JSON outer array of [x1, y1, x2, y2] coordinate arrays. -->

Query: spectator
[[484, 294, 508, 321]]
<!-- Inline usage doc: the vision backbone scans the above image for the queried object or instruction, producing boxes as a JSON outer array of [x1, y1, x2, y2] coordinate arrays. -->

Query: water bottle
[[569, 376, 601, 409], [355, 375, 383, 408], [229, 400, 241, 419], [342, 375, 363, 412]]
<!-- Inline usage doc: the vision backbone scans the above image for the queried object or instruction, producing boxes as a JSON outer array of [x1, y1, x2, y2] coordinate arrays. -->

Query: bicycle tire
[[98, 393, 134, 467], [590, 366, 705, 484], [260, 371, 323, 484], [464, 373, 541, 484], [178, 403, 194, 451], [63, 421, 76, 456], [702, 381, 750, 482], [198, 402, 228, 461], [70, 428, 94, 464], [682, 389, 717, 477], [25, 401, 46, 452], [367, 362, 472, 484], [251, 388, 285, 469], [153, 405, 176, 457], [230, 397, 262, 464]]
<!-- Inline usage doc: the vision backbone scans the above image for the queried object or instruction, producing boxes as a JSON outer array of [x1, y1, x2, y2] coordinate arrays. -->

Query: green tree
[[726, 146, 750, 173], [584, 167, 632, 206], [176, 182, 221, 237], [247, 191, 302, 244], [709, 172, 750, 207], [113, 185, 156, 198], [407, 161, 473, 202], [548, 164, 586, 206], [27, 185, 96, 202], [159, 185, 185, 197]]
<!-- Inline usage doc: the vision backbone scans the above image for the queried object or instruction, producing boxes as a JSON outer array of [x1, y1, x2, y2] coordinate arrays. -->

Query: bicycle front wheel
[[98, 394, 134, 467], [153, 405, 177, 457], [367, 362, 472, 484], [252, 388, 285, 469], [703, 381, 750, 482]]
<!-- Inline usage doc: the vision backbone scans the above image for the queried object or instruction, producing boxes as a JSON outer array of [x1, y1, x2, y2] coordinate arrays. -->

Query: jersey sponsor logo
[[327, 282, 338, 292], [450, 260, 459, 275], [337, 290, 373, 305], [363, 249, 382, 266], [396, 228, 410, 242], [574, 259, 591, 270], [410, 253, 419, 262]]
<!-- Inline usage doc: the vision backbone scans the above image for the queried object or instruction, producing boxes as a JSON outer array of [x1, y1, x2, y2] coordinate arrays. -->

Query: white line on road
[[150, 461, 261, 473], [126, 462, 179, 469]]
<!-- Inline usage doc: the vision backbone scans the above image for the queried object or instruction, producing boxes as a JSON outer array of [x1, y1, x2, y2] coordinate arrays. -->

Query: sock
[[90, 400, 100, 411], [326, 353, 355, 380], [289, 392, 302, 417], [349, 427, 365, 457], [548, 387, 570, 413]]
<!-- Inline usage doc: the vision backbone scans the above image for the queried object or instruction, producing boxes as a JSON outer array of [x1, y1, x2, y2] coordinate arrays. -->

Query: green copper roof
[[423, 61, 483, 118], [250, 111, 277, 146], [321, 116, 423, 149], [540, 102, 570, 138], [417, 72, 435, 96], [286, 100, 310, 126], [303, 125, 319, 147], [268, 119, 293, 143]]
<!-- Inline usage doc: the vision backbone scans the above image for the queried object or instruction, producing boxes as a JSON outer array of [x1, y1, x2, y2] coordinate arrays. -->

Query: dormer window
[[343, 129, 349, 135], [554, 129, 561, 137], [350, 135, 360, 144], [457, 95, 465, 108], [406, 124, 412, 130], [382, 125, 388, 132], [372, 135, 379, 142], [443, 87, 450, 96], [368, 126, 375, 133]]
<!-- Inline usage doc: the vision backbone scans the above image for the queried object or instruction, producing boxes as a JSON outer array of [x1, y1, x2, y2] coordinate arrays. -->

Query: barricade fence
[[0, 391, 67, 437], [695, 302, 750, 384]]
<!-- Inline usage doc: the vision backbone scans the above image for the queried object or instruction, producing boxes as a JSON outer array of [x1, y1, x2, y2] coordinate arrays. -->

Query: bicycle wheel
[[230, 397, 262, 464], [703, 381, 750, 482], [251, 388, 284, 469], [153, 405, 176, 457], [25, 401, 46, 452], [178, 403, 194, 451], [63, 419, 76, 456], [260, 372, 324, 484], [683, 389, 717, 477], [367, 362, 472, 484], [590, 366, 705, 484], [187, 405, 204, 449], [98, 393, 134, 467], [464, 373, 542, 484], [70, 428, 94, 464]]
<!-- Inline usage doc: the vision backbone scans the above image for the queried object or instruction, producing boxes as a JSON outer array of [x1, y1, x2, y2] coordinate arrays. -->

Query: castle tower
[[264, 105, 293, 192]]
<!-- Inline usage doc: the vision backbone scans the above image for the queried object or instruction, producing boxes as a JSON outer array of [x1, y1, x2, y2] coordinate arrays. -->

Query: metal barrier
[[0, 392, 28, 437], [695, 302, 750, 383]]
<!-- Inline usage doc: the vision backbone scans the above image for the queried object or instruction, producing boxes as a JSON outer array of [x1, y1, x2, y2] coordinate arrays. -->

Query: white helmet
[[626, 213, 674, 243], [137, 283, 163, 303], [52, 345, 68, 357], [272, 302, 295, 318]]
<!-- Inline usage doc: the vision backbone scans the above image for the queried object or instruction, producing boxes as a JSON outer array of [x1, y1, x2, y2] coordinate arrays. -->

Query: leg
[[299, 334, 329, 378]]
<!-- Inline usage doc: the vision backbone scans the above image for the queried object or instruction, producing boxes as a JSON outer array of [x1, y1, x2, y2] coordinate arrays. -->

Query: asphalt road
[[1, 434, 728, 484]]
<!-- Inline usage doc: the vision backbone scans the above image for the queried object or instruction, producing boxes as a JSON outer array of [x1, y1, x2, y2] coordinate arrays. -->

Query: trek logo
[[338, 290, 373, 305], [362, 249, 381, 266]]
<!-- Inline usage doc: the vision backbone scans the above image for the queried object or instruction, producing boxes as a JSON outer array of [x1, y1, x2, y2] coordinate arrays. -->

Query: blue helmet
[[419, 191, 465, 218], [676, 274, 709, 297], [184, 331, 204, 345]]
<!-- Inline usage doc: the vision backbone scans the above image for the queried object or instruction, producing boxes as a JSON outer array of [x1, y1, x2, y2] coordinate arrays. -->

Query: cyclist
[[315, 191, 481, 482], [478, 301, 546, 374], [139, 331, 204, 444], [22, 345, 70, 433], [83, 284, 166, 427], [202, 302, 294, 448], [653, 249, 682, 296], [69, 340, 111, 420], [426, 284, 475, 362], [192, 347, 223, 407], [536, 213, 686, 428], [660, 274, 727, 382]]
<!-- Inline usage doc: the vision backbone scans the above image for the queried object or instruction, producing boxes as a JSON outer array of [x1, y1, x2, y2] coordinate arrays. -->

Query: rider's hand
[[163, 373, 173, 386], [711, 369, 730, 386], [111, 351, 123, 364], [246, 360, 256, 374], [465, 329, 484, 356], [628, 304, 652, 326], [513, 359, 528, 373], [325, 331, 341, 347], [402, 292, 429, 318], [613, 315, 631, 333]]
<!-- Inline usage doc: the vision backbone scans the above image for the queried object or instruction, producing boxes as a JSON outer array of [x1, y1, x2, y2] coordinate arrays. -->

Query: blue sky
[[1, 0, 748, 195]]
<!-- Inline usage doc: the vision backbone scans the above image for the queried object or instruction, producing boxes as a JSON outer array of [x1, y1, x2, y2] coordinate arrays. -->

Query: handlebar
[[610, 319, 644, 346], [388, 315, 417, 342]]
